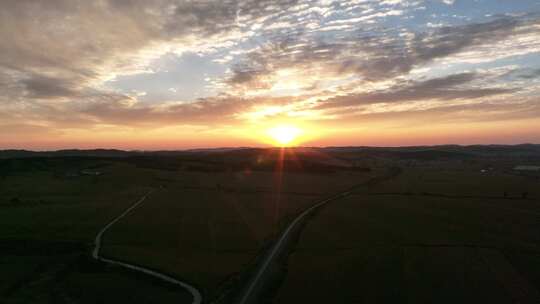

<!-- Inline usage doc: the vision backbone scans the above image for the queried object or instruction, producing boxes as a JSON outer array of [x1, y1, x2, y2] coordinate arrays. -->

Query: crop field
[[274, 168, 540, 303], [0, 154, 375, 303], [2, 147, 539, 304], [0, 240, 193, 304], [0, 159, 198, 303], [101, 169, 375, 299], [1, 161, 155, 241], [362, 167, 540, 198]]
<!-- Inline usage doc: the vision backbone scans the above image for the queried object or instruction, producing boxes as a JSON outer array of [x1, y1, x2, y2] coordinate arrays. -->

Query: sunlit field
[[2, 0, 540, 303], [101, 165, 374, 298], [275, 165, 540, 304], [2, 146, 539, 303], [0, 149, 375, 302], [0, 160, 190, 303]]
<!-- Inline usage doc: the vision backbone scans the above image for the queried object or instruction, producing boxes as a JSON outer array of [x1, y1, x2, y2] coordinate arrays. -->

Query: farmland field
[[274, 167, 540, 303], [0, 151, 375, 303], [1, 146, 539, 304], [0, 159, 196, 303], [101, 169, 375, 299]]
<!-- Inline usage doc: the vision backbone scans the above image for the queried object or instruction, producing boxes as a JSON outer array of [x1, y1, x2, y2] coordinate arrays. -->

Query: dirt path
[[92, 189, 203, 304]]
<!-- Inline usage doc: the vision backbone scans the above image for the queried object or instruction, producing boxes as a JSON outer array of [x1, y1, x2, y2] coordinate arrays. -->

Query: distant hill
[[0, 149, 133, 159], [1, 144, 539, 160], [320, 144, 540, 159]]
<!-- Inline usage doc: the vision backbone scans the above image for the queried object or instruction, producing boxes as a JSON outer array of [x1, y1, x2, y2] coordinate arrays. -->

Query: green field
[[0, 155, 374, 303], [274, 168, 540, 303], [101, 169, 375, 299], [0, 240, 193, 304], [0, 159, 195, 303], [2, 147, 539, 303]]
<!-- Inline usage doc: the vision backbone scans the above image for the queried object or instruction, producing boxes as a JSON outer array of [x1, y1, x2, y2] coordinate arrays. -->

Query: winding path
[[237, 169, 401, 304], [92, 189, 203, 304], [236, 189, 353, 304]]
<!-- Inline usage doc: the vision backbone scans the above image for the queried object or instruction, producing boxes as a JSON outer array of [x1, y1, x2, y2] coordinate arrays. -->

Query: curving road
[[92, 189, 203, 304], [236, 169, 401, 304], [236, 189, 353, 304]]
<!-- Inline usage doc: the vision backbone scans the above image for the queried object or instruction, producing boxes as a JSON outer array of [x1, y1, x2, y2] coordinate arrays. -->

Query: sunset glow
[[267, 125, 303, 147], [1, 1, 540, 149], [4, 3, 540, 304]]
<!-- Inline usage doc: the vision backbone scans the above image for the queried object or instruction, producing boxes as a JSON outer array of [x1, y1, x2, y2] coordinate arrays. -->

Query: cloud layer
[[1, 0, 539, 147]]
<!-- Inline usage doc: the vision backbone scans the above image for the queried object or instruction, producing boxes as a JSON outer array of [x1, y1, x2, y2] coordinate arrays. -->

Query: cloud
[[0, 0, 300, 95], [517, 68, 540, 80], [73, 93, 298, 127], [2, 2, 536, 99], [0, 0, 302, 125], [20, 75, 79, 99], [228, 14, 540, 86], [315, 72, 516, 110], [333, 97, 540, 127], [165, 0, 299, 37], [344, 16, 538, 79], [67, 72, 517, 127], [0, 0, 539, 146]]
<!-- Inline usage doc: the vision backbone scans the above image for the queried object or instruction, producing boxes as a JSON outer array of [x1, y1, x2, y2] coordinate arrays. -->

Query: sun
[[266, 125, 302, 146]]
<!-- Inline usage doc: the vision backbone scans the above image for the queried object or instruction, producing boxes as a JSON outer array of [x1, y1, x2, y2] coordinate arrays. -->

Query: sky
[[1, 0, 540, 150]]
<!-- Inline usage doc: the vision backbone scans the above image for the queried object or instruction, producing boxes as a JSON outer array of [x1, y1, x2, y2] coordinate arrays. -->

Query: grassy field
[[363, 167, 540, 198], [2, 148, 539, 303], [0, 240, 193, 304], [101, 169, 375, 299], [0, 159, 196, 303], [0, 154, 375, 302], [274, 167, 540, 303]]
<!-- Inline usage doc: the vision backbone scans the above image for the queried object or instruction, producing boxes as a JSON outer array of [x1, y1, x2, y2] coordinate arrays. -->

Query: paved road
[[236, 169, 402, 304], [92, 189, 202, 304], [236, 188, 354, 304]]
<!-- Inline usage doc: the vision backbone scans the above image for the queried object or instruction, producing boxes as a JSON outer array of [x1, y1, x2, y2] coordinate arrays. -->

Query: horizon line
[[1, 142, 538, 153]]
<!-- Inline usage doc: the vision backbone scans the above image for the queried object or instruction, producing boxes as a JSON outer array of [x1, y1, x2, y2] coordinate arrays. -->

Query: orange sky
[[4, 118, 539, 151], [1, 1, 540, 150]]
